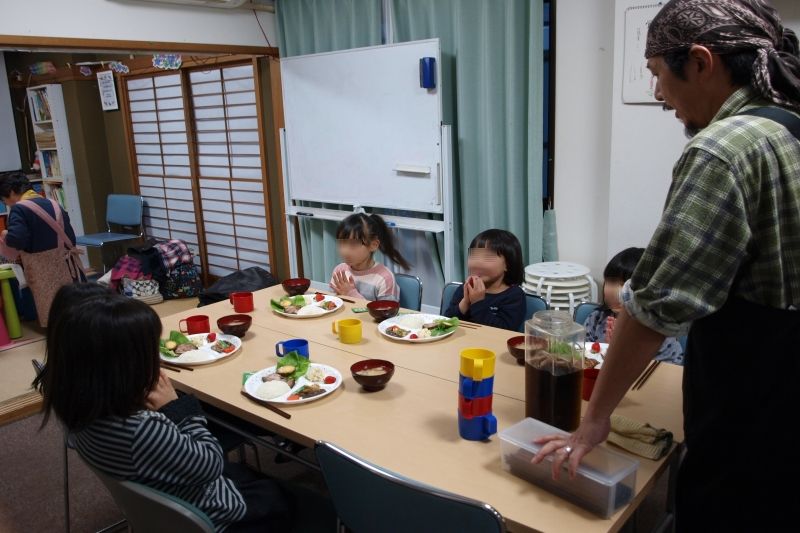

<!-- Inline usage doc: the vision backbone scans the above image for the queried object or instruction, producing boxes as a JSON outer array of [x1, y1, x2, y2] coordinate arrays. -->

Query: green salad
[[427, 317, 459, 337], [159, 330, 192, 358], [276, 351, 310, 380]]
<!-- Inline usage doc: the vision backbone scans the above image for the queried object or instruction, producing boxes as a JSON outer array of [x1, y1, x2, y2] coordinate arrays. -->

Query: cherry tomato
[[591, 342, 601, 354], [207, 332, 217, 342], [314, 292, 325, 302], [409, 333, 418, 339], [223, 346, 236, 353], [324, 375, 336, 385], [287, 394, 301, 401]]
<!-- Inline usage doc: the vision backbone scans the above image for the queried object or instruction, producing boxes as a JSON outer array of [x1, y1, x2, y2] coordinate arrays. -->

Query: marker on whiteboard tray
[[296, 212, 314, 217], [386, 221, 397, 227]]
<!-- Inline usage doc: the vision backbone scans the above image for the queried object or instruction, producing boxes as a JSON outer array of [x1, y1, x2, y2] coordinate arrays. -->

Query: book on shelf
[[30, 89, 52, 122], [34, 130, 55, 147], [41, 151, 61, 178]]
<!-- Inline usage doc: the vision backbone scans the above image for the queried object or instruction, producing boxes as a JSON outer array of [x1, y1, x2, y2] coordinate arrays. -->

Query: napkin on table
[[607, 413, 673, 460]]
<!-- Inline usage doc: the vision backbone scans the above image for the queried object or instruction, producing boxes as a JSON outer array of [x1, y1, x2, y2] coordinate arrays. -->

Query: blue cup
[[458, 413, 497, 441], [458, 374, 495, 399], [275, 338, 309, 358]]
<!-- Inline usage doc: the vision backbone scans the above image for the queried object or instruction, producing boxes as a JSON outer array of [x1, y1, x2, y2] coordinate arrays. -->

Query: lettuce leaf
[[429, 317, 459, 337], [276, 351, 310, 380], [159, 330, 192, 357]]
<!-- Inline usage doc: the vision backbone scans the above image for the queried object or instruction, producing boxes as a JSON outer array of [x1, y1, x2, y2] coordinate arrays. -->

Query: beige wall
[[555, 0, 800, 283]]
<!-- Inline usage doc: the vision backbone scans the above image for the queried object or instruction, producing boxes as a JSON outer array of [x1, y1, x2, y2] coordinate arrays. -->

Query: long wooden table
[[161, 286, 684, 533]]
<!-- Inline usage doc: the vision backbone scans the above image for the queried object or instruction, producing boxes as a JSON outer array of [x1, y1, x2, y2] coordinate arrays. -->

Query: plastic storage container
[[500, 418, 638, 518]]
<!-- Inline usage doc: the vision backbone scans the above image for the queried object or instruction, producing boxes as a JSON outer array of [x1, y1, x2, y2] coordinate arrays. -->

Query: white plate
[[160, 333, 242, 366], [378, 313, 458, 343], [243, 363, 342, 404], [272, 294, 344, 319], [584, 341, 608, 369]]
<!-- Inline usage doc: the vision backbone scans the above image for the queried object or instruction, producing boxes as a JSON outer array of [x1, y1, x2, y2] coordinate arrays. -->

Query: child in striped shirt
[[330, 213, 411, 301], [35, 287, 331, 532]]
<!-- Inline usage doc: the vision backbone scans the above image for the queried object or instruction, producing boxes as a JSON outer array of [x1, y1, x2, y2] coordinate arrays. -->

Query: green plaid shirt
[[623, 87, 800, 337]]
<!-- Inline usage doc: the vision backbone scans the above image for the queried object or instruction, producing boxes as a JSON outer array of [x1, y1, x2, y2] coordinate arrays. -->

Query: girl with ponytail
[[330, 213, 411, 301]]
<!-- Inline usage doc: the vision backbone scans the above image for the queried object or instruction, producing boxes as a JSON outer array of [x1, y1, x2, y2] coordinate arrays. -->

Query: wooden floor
[[0, 296, 199, 427]]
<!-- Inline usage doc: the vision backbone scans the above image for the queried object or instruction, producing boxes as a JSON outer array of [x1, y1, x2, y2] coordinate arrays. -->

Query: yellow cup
[[459, 348, 496, 381], [332, 318, 362, 344]]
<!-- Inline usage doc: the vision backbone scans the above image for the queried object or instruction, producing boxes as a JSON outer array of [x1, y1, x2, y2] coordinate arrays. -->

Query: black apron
[[676, 106, 800, 532], [677, 298, 800, 532]]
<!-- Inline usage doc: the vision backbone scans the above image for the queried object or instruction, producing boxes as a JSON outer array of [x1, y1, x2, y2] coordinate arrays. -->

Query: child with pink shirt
[[329, 213, 411, 301]]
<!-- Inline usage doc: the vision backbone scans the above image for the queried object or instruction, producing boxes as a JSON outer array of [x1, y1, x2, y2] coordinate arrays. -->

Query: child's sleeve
[[132, 399, 225, 487], [330, 264, 367, 299], [468, 286, 526, 330], [443, 285, 466, 318], [583, 310, 606, 342], [375, 270, 399, 302]]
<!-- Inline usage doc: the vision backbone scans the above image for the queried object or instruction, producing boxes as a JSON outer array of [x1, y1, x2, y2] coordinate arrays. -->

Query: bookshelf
[[26, 84, 87, 267]]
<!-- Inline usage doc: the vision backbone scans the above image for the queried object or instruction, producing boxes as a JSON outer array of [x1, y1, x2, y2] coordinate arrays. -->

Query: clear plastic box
[[500, 418, 638, 518]]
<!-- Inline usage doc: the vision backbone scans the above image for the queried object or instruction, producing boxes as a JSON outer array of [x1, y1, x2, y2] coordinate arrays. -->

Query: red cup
[[179, 315, 210, 335], [229, 291, 254, 313], [582, 368, 600, 401], [458, 393, 493, 419]]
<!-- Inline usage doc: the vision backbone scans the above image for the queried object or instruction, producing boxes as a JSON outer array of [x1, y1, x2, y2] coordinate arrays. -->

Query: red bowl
[[506, 335, 526, 365], [217, 314, 252, 338], [282, 277, 310, 296], [506, 336, 548, 366], [350, 359, 395, 391], [367, 300, 400, 322]]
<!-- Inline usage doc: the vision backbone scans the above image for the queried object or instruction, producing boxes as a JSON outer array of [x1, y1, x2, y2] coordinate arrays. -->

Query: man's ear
[[688, 44, 715, 78]]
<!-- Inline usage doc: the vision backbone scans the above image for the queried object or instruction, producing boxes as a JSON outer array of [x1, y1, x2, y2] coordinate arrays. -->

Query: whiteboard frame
[[280, 38, 445, 213]]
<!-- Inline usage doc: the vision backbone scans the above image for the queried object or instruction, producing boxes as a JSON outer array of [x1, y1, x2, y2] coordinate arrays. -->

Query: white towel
[[0, 263, 27, 289]]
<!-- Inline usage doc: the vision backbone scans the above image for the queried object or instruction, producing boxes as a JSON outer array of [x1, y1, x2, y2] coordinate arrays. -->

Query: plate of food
[[243, 352, 342, 404], [159, 331, 242, 366], [270, 293, 344, 318], [584, 341, 608, 369], [378, 314, 459, 343]]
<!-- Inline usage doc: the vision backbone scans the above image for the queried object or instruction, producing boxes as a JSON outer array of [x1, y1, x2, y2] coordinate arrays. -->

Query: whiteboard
[[622, 3, 663, 104], [281, 39, 443, 213]]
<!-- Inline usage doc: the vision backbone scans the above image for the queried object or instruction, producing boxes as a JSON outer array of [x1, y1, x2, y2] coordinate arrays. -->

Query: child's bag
[[162, 262, 201, 299]]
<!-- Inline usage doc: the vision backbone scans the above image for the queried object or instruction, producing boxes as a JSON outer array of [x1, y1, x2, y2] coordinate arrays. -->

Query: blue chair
[[315, 441, 505, 533], [396, 273, 422, 311], [89, 465, 215, 533], [520, 293, 549, 332], [440, 281, 463, 315], [574, 302, 601, 327], [76, 194, 144, 271]]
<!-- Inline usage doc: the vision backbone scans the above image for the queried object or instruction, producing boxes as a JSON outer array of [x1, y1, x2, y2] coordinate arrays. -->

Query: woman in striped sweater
[[35, 289, 293, 532]]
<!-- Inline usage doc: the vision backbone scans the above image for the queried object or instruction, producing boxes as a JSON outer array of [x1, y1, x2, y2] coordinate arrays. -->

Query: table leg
[[0, 278, 22, 339]]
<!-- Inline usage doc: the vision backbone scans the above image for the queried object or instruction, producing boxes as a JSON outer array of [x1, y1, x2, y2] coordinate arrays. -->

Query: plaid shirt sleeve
[[623, 145, 750, 337]]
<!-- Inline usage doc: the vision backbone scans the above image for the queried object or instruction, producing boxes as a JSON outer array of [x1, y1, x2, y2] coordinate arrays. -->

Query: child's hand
[[330, 270, 356, 296], [145, 369, 178, 411], [606, 316, 616, 342], [467, 275, 486, 303]]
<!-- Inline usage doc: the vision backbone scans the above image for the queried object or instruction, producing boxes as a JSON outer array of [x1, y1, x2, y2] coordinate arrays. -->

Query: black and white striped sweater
[[71, 395, 246, 531]]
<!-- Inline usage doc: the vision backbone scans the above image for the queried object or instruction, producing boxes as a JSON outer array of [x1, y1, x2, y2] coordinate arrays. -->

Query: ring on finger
[[563, 446, 573, 455]]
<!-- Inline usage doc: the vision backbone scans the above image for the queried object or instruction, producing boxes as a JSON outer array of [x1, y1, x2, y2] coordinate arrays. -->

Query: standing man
[[534, 1, 800, 530]]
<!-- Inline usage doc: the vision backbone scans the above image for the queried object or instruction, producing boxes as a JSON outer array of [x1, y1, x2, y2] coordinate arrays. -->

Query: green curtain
[[392, 0, 545, 270], [277, 0, 383, 281]]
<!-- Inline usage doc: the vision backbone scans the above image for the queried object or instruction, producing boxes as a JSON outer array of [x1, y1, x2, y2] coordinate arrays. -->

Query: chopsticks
[[240, 390, 292, 420], [460, 320, 483, 328], [631, 361, 660, 391], [161, 362, 193, 373], [459, 323, 480, 330]]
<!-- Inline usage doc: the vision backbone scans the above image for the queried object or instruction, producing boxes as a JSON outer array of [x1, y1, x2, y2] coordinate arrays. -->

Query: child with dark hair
[[35, 289, 336, 532], [330, 212, 411, 301], [444, 229, 526, 331], [585, 247, 684, 365]]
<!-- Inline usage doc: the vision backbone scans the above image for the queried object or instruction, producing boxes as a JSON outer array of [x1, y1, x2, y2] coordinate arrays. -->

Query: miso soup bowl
[[350, 359, 395, 391]]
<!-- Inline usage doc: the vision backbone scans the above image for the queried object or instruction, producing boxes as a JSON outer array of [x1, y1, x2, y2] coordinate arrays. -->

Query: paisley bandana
[[645, 0, 800, 109]]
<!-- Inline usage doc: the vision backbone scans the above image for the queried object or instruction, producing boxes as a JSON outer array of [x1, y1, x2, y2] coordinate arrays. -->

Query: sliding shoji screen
[[188, 64, 271, 278], [127, 73, 202, 268]]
